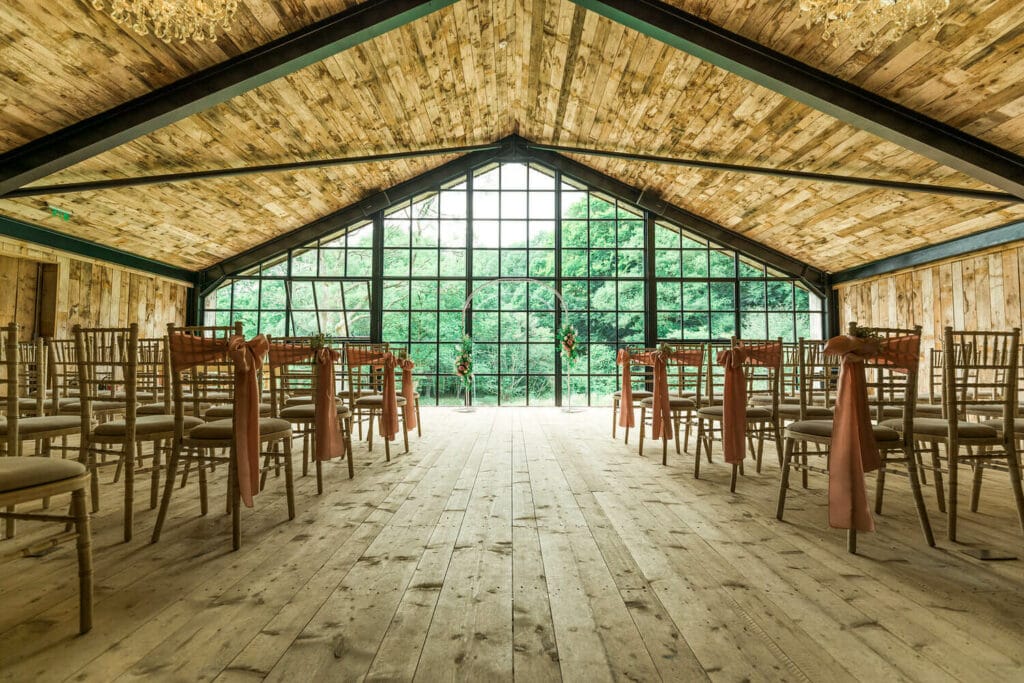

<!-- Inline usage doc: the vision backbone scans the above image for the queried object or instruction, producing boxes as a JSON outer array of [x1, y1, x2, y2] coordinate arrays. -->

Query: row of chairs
[[0, 321, 422, 633], [612, 326, 1024, 552]]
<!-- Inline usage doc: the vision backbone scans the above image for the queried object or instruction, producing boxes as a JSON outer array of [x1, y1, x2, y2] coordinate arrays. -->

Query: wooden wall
[[0, 254, 39, 340], [0, 236, 190, 339], [835, 241, 1024, 385]]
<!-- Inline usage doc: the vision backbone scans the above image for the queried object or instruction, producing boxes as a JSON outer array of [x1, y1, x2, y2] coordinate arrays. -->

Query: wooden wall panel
[[835, 241, 1024, 387], [0, 236, 189, 339]]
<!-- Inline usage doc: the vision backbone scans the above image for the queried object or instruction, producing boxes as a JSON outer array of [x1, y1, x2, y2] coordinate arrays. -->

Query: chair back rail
[[943, 328, 1020, 425], [345, 342, 390, 402], [72, 324, 139, 434], [733, 337, 784, 412], [796, 338, 839, 419], [166, 323, 243, 423]]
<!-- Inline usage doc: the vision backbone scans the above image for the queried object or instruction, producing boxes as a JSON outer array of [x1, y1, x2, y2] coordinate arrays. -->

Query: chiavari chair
[[637, 343, 704, 464], [390, 347, 423, 438], [612, 346, 657, 444], [346, 342, 409, 460]]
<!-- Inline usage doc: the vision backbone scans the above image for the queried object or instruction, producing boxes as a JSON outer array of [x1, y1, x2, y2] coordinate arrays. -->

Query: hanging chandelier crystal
[[91, 0, 240, 43], [798, 0, 950, 50]]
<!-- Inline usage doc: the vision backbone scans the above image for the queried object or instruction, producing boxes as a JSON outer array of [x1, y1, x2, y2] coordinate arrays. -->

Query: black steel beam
[[0, 214, 195, 283], [198, 135, 828, 297], [0, 0, 456, 196], [3, 143, 503, 199], [571, 0, 1024, 200], [831, 220, 1024, 284]]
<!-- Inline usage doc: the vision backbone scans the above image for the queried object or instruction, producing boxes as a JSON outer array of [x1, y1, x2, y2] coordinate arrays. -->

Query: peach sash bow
[[646, 349, 704, 440], [616, 349, 635, 428], [346, 348, 400, 441], [267, 343, 345, 462], [396, 357, 417, 430], [717, 342, 782, 465], [168, 332, 267, 508], [824, 333, 920, 532]]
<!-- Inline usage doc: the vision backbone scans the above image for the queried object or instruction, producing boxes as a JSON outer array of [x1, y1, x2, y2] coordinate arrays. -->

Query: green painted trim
[[0, 214, 195, 284]]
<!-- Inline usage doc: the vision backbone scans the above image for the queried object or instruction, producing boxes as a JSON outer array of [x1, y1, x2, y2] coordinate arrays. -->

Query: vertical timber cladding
[[0, 235, 190, 338], [834, 240, 1024, 388]]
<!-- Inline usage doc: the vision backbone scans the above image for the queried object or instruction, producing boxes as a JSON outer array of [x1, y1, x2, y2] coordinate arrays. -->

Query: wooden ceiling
[[1, 0, 1022, 272]]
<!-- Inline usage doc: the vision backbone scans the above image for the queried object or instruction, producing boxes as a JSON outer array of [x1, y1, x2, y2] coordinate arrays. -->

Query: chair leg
[[673, 412, 681, 456], [123, 440, 136, 543], [151, 438, 182, 544], [638, 407, 646, 456], [847, 529, 857, 554], [730, 463, 739, 493], [694, 420, 704, 479], [930, 441, 946, 513], [402, 419, 410, 454], [874, 464, 886, 515], [84, 439, 100, 514], [415, 398, 422, 438], [149, 440, 162, 510], [230, 455, 241, 551], [903, 443, 935, 547], [612, 398, 618, 439], [1006, 443, 1024, 536], [367, 413, 375, 451], [71, 487, 93, 635], [344, 415, 354, 479], [754, 425, 765, 474], [776, 437, 795, 520], [970, 463, 984, 513], [283, 438, 296, 520], [947, 443, 959, 542], [197, 449, 208, 516], [383, 429, 391, 462]]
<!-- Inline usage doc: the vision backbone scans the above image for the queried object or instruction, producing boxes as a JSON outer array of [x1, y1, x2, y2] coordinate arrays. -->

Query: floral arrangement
[[658, 342, 675, 356], [309, 333, 327, 349], [849, 325, 879, 341], [454, 335, 473, 389], [558, 323, 583, 366]]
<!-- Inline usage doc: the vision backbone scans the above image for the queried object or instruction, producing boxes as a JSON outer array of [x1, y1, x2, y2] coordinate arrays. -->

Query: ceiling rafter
[[0, 0, 456, 197], [571, 0, 1024, 200]]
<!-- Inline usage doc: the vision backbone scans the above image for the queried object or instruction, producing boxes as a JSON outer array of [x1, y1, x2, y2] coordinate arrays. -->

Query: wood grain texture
[[1, 408, 1023, 680], [0, 235, 189, 338], [836, 240, 1024, 386], [1, 0, 1022, 271]]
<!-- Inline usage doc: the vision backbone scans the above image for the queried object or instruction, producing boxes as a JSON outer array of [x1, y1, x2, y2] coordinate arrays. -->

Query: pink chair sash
[[397, 357, 417, 431], [824, 333, 920, 532], [168, 332, 269, 508], [717, 341, 782, 465], [346, 348, 400, 441], [616, 349, 635, 428], [647, 348, 705, 440], [267, 342, 345, 463]]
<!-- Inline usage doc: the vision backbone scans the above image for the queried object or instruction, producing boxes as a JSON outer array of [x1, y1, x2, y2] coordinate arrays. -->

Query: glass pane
[[259, 312, 287, 337], [411, 281, 438, 310], [289, 282, 315, 310], [473, 191, 500, 219], [440, 249, 467, 277], [709, 250, 735, 277], [473, 250, 499, 277], [590, 250, 615, 277], [291, 311, 319, 336], [683, 282, 709, 311], [590, 221, 616, 247], [261, 279, 287, 309], [710, 282, 735, 311], [347, 249, 372, 277], [440, 281, 466, 310], [383, 249, 410, 276], [502, 163, 529, 190], [618, 250, 643, 277], [740, 280, 766, 309], [682, 312, 709, 340], [562, 191, 588, 219], [319, 250, 345, 276], [658, 313, 682, 340], [291, 250, 317, 276], [528, 192, 556, 220], [619, 220, 644, 248], [232, 279, 259, 309], [440, 220, 467, 247], [767, 280, 794, 311], [711, 312, 735, 339], [500, 192, 528, 220], [382, 312, 408, 341], [410, 249, 438, 277], [529, 251, 555, 278], [410, 312, 438, 340], [384, 220, 410, 247], [740, 312, 767, 339], [683, 250, 708, 278], [561, 220, 588, 248], [618, 281, 644, 311], [501, 221, 528, 248], [655, 250, 681, 278], [500, 250, 527, 277], [529, 220, 555, 248], [439, 191, 466, 219]]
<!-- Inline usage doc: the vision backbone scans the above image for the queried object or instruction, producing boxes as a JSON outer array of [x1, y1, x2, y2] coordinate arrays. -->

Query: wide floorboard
[[2, 408, 1024, 681]]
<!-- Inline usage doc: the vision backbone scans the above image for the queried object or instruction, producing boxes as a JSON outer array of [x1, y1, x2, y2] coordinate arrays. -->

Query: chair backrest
[[136, 337, 169, 412], [663, 344, 704, 405], [927, 347, 943, 404], [48, 338, 79, 401], [624, 346, 657, 394], [72, 324, 138, 433], [16, 337, 46, 417], [346, 342, 389, 402], [704, 341, 730, 403], [781, 342, 801, 401], [166, 322, 243, 421], [1, 323, 18, 451], [795, 338, 838, 419], [943, 327, 1020, 426], [733, 337, 783, 410], [847, 323, 923, 430], [267, 335, 319, 418]]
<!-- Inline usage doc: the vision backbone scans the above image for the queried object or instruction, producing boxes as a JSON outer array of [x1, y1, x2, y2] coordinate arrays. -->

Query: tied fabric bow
[[267, 343, 345, 463], [824, 333, 919, 532], [716, 342, 782, 465], [646, 348, 705, 441], [396, 357, 417, 431], [168, 332, 268, 508], [616, 349, 634, 428], [346, 348, 401, 441]]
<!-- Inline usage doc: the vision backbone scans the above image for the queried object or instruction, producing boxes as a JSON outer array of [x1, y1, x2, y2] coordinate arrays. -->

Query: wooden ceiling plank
[[572, 0, 1024, 199], [0, 0, 457, 196]]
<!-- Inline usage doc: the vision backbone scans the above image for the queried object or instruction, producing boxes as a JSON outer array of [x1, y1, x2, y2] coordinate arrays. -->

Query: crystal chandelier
[[798, 0, 950, 50], [91, 0, 240, 43]]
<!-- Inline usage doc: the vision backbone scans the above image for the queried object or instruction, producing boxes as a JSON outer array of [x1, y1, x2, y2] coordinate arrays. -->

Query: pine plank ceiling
[[1, 0, 1023, 272]]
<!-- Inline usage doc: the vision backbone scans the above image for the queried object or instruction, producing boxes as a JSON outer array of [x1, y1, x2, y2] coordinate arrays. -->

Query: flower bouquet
[[558, 324, 584, 412], [454, 334, 474, 410]]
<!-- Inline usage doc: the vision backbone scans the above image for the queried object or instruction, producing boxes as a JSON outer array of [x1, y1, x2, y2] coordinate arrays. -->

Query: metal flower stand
[[563, 364, 583, 413], [455, 379, 476, 413]]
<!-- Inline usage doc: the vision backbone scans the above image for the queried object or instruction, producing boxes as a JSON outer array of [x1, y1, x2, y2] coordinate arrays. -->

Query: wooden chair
[[135, 336, 172, 416], [390, 347, 423, 438], [695, 337, 784, 491], [778, 324, 934, 552], [268, 336, 354, 491], [151, 323, 294, 551], [344, 342, 389, 441], [637, 344, 703, 464], [612, 346, 657, 444], [775, 339, 836, 425], [346, 343, 409, 460], [888, 327, 1024, 542]]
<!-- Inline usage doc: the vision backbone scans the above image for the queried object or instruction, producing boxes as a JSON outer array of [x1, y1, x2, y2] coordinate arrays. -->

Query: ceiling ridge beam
[[0, 0, 456, 196], [571, 0, 1024, 200], [830, 220, 1024, 284], [198, 135, 827, 297], [0, 214, 195, 284]]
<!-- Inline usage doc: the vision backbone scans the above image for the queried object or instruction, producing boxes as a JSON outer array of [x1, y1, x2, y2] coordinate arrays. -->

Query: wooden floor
[[3, 408, 1024, 681]]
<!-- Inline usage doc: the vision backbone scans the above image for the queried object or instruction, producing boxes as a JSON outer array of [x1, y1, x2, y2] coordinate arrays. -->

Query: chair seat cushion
[[18, 397, 60, 411], [752, 395, 799, 406], [776, 404, 834, 419], [58, 399, 126, 413], [982, 418, 1024, 435], [136, 403, 170, 416], [612, 390, 654, 399], [786, 420, 901, 442], [114, 390, 156, 401], [188, 417, 291, 441], [880, 417, 998, 439], [881, 404, 943, 418], [203, 403, 272, 419], [280, 403, 352, 419], [284, 396, 314, 406], [697, 405, 772, 419], [0, 457, 86, 493], [639, 396, 696, 408], [94, 415, 203, 438], [354, 395, 408, 406], [966, 403, 1015, 416], [0, 415, 81, 437]]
